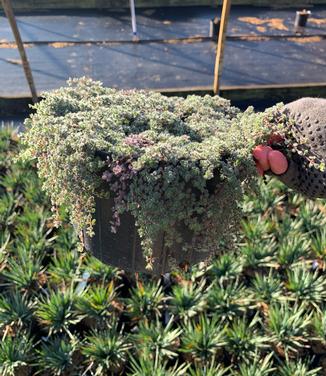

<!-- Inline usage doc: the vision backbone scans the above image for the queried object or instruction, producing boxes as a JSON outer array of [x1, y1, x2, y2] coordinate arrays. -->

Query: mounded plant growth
[[20, 78, 291, 269]]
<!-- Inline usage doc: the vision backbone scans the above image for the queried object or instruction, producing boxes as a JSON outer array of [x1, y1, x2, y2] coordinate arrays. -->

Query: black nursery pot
[[82, 151, 225, 275], [82, 196, 211, 275]]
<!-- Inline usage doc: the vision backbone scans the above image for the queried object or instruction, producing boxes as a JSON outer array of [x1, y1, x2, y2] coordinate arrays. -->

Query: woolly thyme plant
[[20, 78, 286, 269]]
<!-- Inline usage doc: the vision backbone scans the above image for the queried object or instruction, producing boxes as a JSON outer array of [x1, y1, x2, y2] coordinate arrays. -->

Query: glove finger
[[268, 150, 288, 175]]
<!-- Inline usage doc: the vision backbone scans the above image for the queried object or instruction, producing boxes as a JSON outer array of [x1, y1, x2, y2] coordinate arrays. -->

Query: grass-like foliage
[[0, 334, 34, 376], [2, 128, 326, 374], [36, 336, 81, 375], [36, 289, 81, 336], [82, 323, 131, 375], [180, 314, 226, 363], [131, 316, 181, 359]]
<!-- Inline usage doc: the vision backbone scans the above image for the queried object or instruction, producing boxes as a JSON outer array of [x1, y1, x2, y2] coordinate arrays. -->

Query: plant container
[[83, 197, 212, 275]]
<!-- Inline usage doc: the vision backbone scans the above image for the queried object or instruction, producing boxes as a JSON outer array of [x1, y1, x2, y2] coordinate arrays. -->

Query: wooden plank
[[213, 0, 231, 94]]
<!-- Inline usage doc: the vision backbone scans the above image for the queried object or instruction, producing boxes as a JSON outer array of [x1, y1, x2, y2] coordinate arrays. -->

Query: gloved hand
[[253, 97, 326, 199]]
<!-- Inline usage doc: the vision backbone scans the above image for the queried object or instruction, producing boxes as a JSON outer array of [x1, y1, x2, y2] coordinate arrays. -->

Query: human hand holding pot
[[253, 97, 326, 199]]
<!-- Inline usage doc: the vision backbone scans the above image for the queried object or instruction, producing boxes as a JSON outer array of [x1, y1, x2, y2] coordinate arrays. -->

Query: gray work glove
[[267, 97, 326, 199]]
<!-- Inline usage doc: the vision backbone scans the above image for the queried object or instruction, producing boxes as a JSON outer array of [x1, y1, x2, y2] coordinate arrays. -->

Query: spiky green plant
[[267, 303, 311, 356], [277, 357, 321, 376], [13, 205, 57, 253], [0, 192, 18, 228], [250, 272, 283, 304], [17, 171, 46, 204], [298, 201, 326, 235], [2, 245, 45, 293], [36, 336, 81, 376], [48, 249, 81, 286], [127, 353, 189, 376], [188, 360, 229, 376], [0, 129, 15, 164], [311, 310, 326, 352], [240, 238, 276, 270], [276, 235, 311, 267], [241, 177, 285, 216], [286, 266, 326, 309], [168, 279, 207, 322], [125, 280, 165, 322], [286, 191, 305, 207], [0, 334, 34, 376], [207, 278, 251, 322], [311, 228, 326, 260], [180, 314, 226, 364], [225, 315, 267, 361], [0, 230, 10, 270], [0, 291, 34, 332], [207, 253, 243, 281], [132, 316, 181, 360], [82, 255, 118, 283], [36, 289, 81, 336], [231, 353, 275, 376], [274, 216, 303, 241], [75, 281, 118, 329], [241, 217, 273, 243], [52, 226, 77, 254], [82, 321, 131, 375], [1, 161, 36, 195]]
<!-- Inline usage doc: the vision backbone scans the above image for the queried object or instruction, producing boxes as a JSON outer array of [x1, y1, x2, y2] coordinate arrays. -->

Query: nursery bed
[[0, 37, 325, 97], [0, 6, 325, 43]]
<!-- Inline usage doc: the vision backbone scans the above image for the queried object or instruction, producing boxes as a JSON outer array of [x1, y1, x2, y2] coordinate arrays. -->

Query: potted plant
[[20, 78, 287, 274]]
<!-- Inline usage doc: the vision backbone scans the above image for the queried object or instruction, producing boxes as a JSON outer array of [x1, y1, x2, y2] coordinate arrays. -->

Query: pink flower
[[112, 165, 123, 175]]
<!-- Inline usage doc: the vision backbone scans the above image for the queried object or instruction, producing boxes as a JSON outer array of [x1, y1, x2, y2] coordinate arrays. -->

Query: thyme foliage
[[20, 78, 281, 266]]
